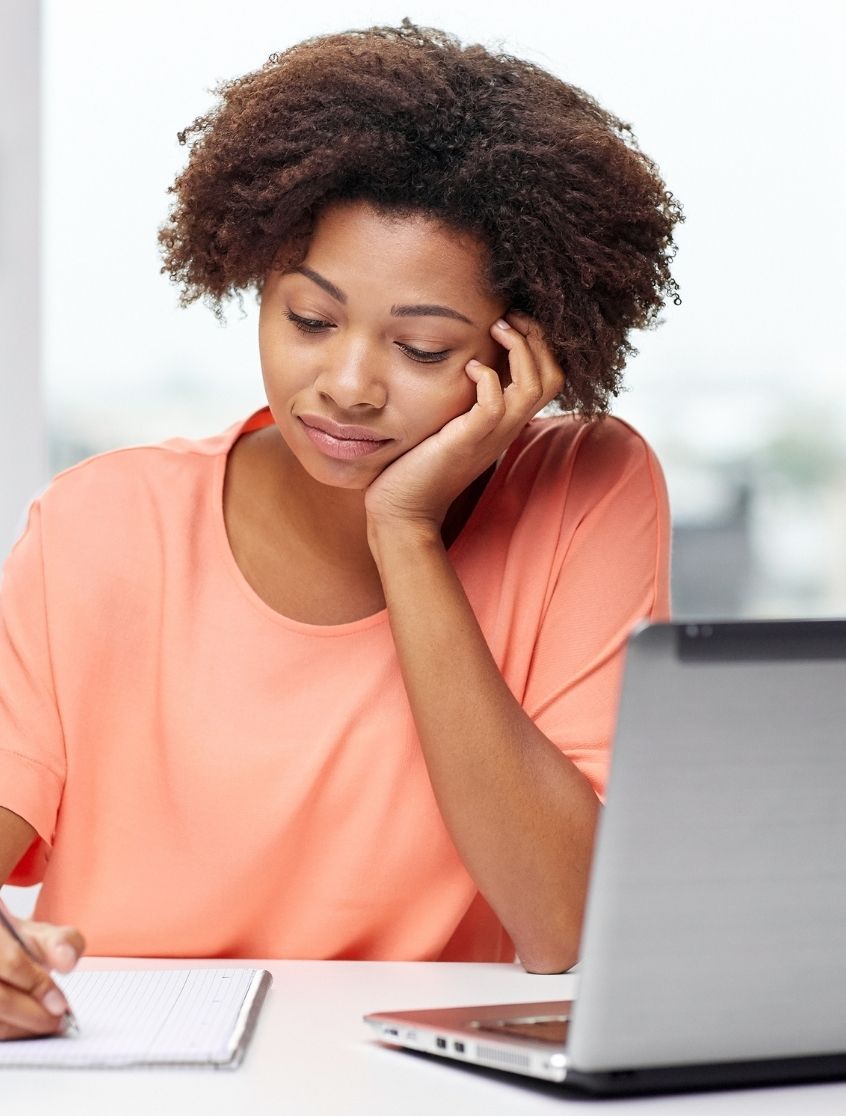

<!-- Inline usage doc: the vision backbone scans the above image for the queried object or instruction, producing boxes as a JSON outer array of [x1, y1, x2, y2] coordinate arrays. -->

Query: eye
[[285, 310, 451, 363], [396, 343, 452, 364], [285, 310, 333, 333]]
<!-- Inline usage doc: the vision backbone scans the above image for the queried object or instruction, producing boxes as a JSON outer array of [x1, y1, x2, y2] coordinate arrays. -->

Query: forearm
[[370, 520, 600, 972]]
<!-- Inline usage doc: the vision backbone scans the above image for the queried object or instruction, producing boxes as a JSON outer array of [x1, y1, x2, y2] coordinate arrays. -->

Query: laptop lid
[[567, 619, 846, 1075], [365, 619, 846, 1092]]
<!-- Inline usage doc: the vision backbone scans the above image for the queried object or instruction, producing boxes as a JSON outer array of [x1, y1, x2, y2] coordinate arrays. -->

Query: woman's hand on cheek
[[364, 311, 565, 535]]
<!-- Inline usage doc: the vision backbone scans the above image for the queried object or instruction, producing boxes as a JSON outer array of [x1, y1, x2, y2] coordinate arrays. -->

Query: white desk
[[5, 957, 846, 1114]]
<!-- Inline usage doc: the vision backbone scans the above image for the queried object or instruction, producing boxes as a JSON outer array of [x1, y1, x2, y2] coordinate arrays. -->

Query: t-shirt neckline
[[212, 406, 516, 634]]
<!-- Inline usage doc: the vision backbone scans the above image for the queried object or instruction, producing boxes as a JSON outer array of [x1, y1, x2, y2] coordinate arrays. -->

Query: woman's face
[[258, 200, 509, 490]]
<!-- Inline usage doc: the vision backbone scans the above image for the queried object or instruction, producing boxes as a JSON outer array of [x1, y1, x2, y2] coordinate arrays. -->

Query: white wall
[[0, 0, 47, 560], [6, 1, 846, 562], [0, 0, 43, 916], [40, 2, 845, 432]]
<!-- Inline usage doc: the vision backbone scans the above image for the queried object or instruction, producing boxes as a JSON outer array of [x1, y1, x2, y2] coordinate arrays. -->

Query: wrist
[[366, 511, 444, 567]]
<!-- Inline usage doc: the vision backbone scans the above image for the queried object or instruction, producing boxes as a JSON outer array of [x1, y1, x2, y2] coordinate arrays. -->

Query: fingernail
[[495, 319, 511, 330], [466, 359, 481, 368], [53, 943, 77, 968], [43, 988, 69, 1016]]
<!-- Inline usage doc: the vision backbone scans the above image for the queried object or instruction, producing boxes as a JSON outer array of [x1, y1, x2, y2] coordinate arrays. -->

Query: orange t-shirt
[[0, 407, 669, 960]]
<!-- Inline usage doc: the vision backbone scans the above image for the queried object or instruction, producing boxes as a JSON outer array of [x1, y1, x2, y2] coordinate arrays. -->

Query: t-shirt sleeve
[[522, 421, 671, 800], [0, 500, 67, 884]]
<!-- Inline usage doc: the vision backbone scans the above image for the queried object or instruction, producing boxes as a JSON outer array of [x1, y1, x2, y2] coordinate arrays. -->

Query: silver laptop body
[[365, 619, 846, 1095]]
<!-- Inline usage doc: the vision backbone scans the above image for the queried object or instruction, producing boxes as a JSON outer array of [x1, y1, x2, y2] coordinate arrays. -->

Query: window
[[30, 1, 846, 617]]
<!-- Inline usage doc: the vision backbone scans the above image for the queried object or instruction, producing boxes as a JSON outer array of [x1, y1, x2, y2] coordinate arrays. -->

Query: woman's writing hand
[[364, 311, 564, 534], [0, 908, 84, 1040]]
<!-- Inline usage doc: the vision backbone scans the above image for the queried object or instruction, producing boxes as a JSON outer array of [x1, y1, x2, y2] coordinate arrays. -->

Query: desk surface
[[5, 957, 846, 1114]]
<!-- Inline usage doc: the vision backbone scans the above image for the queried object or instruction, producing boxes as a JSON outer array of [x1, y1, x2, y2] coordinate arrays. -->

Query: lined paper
[[0, 968, 271, 1069]]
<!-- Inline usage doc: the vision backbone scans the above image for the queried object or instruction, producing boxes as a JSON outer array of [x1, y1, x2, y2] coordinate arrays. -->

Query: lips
[[297, 414, 393, 461], [298, 414, 390, 442]]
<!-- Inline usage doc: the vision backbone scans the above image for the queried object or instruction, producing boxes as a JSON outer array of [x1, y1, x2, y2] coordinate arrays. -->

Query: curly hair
[[158, 18, 683, 415]]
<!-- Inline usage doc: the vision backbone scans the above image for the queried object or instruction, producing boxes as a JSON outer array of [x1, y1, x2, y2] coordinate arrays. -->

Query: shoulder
[[504, 413, 665, 500], [518, 411, 658, 458], [34, 416, 246, 522], [42, 423, 233, 499], [23, 415, 253, 571]]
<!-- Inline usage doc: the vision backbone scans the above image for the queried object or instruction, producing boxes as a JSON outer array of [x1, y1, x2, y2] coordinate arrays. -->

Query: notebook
[[0, 967, 271, 1069], [366, 619, 846, 1095]]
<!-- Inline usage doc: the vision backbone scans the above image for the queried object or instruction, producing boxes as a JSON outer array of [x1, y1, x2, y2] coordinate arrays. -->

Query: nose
[[313, 335, 387, 410]]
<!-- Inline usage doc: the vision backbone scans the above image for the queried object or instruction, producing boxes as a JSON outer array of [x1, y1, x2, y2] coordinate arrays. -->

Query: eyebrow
[[288, 265, 475, 326]]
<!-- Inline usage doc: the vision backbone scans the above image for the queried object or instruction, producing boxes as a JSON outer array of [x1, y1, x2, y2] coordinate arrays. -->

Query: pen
[[0, 900, 80, 1036]]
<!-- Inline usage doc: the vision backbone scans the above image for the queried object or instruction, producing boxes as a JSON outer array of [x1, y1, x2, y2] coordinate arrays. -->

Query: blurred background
[[3, 0, 846, 621], [1, 0, 844, 921]]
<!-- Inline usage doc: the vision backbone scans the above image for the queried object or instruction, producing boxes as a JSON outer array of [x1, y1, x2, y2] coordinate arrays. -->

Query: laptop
[[365, 619, 846, 1095]]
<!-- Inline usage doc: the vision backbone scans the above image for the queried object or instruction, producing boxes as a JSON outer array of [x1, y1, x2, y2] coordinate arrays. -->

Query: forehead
[[298, 200, 498, 306]]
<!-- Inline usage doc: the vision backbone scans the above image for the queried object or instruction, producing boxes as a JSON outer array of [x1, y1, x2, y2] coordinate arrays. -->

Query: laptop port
[[436, 1037, 447, 1049], [453, 1041, 466, 1054]]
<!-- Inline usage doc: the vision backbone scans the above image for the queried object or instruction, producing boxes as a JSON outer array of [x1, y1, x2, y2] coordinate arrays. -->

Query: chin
[[298, 452, 386, 492]]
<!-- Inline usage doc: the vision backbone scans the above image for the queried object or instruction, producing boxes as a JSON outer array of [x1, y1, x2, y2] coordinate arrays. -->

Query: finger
[[504, 312, 565, 403], [463, 361, 506, 434], [0, 979, 67, 1040], [504, 308, 532, 336], [0, 923, 73, 1018], [25, 922, 85, 973], [504, 311, 563, 374], [490, 319, 545, 413]]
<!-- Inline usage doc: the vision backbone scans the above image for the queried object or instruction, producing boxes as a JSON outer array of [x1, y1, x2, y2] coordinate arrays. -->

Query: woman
[[0, 19, 680, 1038]]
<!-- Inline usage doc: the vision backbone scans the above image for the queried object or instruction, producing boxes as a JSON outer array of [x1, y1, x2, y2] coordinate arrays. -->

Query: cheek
[[259, 327, 308, 396], [257, 321, 279, 381], [403, 372, 478, 438]]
